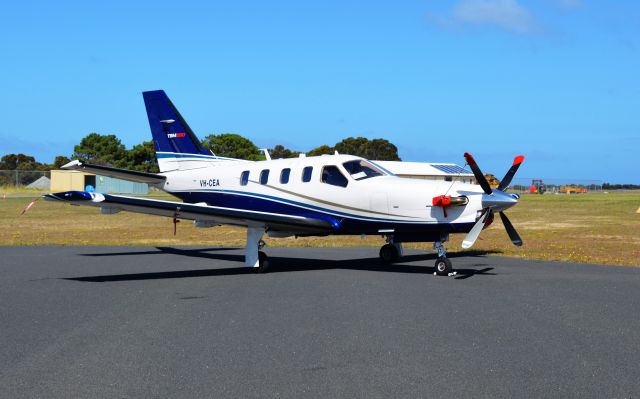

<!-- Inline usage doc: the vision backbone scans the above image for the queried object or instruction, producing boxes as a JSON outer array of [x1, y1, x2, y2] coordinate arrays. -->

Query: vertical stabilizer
[[142, 90, 217, 171]]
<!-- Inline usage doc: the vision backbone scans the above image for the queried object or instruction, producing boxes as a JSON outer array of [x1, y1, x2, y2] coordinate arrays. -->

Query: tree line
[[602, 183, 640, 190], [1, 133, 401, 173]]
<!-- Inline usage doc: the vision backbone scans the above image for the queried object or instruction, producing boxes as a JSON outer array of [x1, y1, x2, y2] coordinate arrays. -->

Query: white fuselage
[[157, 153, 484, 238]]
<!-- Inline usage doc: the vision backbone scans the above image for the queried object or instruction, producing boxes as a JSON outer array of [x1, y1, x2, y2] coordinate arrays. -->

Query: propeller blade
[[463, 152, 492, 195], [497, 155, 524, 191], [462, 210, 491, 249], [499, 211, 523, 246]]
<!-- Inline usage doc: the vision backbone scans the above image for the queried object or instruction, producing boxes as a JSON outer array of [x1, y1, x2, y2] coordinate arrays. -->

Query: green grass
[[0, 186, 47, 196], [1, 190, 638, 266]]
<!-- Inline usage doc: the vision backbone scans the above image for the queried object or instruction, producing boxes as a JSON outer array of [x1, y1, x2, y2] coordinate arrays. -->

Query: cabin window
[[342, 160, 384, 181], [280, 168, 291, 184], [321, 165, 348, 188], [302, 166, 313, 182], [260, 169, 269, 184], [240, 171, 249, 186]]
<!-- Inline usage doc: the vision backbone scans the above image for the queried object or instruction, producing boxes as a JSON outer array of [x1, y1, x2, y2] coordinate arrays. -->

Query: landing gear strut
[[379, 238, 403, 264], [246, 227, 269, 273], [433, 237, 453, 276]]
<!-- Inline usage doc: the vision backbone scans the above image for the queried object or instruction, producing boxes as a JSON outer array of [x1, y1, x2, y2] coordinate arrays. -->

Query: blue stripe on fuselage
[[171, 189, 473, 235]]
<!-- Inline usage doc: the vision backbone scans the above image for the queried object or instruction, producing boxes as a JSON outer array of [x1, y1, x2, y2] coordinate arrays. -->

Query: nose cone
[[482, 190, 518, 211]]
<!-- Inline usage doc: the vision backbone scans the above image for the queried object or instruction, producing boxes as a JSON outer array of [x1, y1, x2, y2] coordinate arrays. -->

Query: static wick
[[20, 197, 41, 215]]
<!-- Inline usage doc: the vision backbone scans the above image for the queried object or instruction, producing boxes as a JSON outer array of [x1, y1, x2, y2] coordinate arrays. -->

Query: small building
[[50, 170, 148, 194], [373, 161, 475, 184]]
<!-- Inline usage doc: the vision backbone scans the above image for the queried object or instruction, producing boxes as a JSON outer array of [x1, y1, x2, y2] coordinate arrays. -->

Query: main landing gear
[[379, 239, 403, 264], [246, 227, 269, 273], [257, 250, 269, 273]]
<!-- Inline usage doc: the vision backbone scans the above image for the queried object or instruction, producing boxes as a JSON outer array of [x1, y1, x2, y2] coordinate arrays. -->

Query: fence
[[0, 170, 51, 188], [0, 170, 605, 195], [509, 177, 603, 194]]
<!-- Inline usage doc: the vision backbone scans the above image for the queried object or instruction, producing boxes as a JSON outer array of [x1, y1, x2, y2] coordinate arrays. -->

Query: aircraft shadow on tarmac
[[63, 247, 498, 282]]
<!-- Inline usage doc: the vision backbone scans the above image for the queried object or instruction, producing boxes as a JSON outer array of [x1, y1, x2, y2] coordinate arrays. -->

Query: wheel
[[256, 251, 269, 273], [434, 257, 452, 276], [379, 244, 399, 264]]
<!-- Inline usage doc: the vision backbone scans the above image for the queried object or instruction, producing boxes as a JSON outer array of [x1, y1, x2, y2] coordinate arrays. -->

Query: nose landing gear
[[433, 238, 453, 276]]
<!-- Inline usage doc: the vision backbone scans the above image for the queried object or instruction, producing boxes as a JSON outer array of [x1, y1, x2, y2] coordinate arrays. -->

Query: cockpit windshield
[[342, 160, 385, 180]]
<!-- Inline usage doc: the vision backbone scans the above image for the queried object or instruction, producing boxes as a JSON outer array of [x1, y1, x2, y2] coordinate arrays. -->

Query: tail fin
[[143, 90, 210, 156], [143, 90, 214, 171]]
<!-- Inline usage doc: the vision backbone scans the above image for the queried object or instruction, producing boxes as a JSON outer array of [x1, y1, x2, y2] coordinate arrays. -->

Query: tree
[[201, 133, 263, 160], [51, 155, 71, 169], [333, 137, 401, 160], [306, 145, 334, 157], [0, 154, 40, 170], [269, 144, 300, 159], [360, 138, 401, 161], [334, 137, 369, 156], [124, 141, 159, 173], [72, 133, 128, 167]]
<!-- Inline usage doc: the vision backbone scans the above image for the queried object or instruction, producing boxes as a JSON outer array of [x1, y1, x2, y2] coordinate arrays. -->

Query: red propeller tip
[[463, 152, 476, 165], [513, 155, 524, 166]]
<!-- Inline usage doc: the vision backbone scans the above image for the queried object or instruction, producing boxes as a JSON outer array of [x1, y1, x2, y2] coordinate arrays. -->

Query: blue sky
[[0, 0, 638, 182]]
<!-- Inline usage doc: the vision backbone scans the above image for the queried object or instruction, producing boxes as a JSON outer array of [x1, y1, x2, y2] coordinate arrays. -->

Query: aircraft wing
[[43, 191, 333, 234], [61, 160, 166, 185]]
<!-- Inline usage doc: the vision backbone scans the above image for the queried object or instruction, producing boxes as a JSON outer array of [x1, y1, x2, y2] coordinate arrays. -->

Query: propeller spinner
[[461, 153, 524, 249]]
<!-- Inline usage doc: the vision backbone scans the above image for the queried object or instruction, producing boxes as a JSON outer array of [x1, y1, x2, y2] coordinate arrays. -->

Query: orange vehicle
[[530, 179, 545, 194], [560, 185, 587, 194]]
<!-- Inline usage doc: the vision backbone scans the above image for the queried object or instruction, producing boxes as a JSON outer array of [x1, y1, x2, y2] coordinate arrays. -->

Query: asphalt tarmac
[[1, 246, 639, 398]]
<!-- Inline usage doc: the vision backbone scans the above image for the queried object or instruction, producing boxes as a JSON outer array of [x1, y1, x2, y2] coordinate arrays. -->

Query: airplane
[[43, 90, 524, 276]]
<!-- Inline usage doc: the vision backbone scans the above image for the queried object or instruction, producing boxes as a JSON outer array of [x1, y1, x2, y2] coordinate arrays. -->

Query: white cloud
[[451, 0, 535, 34]]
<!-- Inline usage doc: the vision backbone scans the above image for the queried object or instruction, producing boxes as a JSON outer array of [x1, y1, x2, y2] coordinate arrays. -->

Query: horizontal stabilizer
[[61, 160, 166, 185]]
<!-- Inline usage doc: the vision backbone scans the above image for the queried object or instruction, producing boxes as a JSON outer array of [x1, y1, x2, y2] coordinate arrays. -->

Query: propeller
[[462, 209, 490, 249], [499, 211, 522, 246], [461, 153, 524, 249], [464, 153, 493, 195], [498, 155, 524, 191]]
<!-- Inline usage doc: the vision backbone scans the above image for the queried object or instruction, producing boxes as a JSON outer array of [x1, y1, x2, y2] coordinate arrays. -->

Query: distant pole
[[15, 170, 18, 186]]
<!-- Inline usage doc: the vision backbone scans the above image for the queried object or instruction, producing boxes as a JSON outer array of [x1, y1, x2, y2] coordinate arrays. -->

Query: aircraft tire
[[434, 257, 452, 276], [379, 244, 399, 264], [256, 251, 270, 273]]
